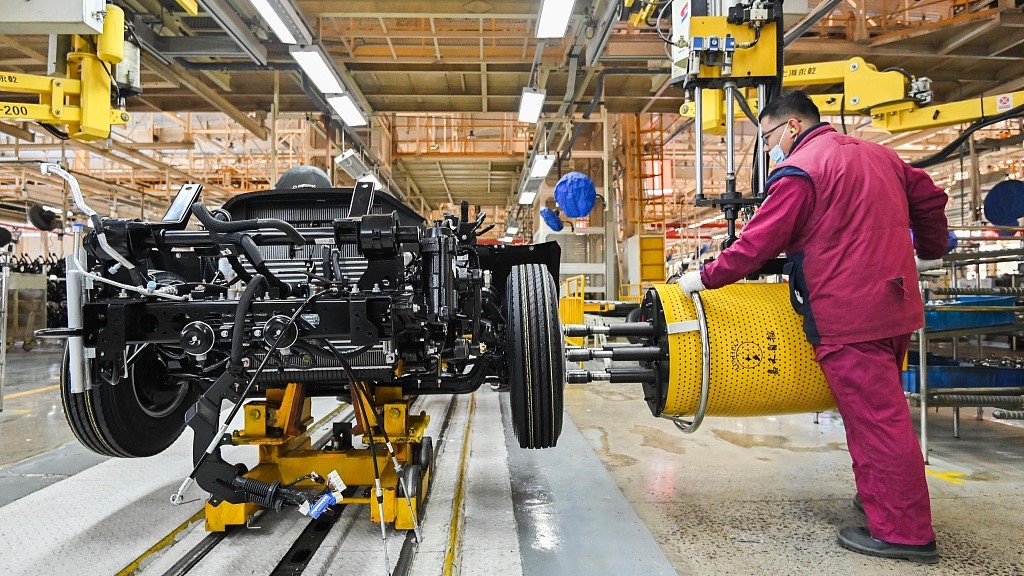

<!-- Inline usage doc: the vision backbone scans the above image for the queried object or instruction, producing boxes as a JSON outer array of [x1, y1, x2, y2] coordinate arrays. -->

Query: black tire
[[505, 263, 565, 449], [415, 436, 433, 472], [398, 463, 422, 509], [60, 344, 197, 457]]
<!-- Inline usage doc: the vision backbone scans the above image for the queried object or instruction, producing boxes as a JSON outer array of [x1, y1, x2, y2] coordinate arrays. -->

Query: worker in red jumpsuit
[[678, 91, 948, 564]]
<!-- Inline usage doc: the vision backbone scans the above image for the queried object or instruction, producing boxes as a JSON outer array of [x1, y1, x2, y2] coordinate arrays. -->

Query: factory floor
[[1, 346, 1023, 575]]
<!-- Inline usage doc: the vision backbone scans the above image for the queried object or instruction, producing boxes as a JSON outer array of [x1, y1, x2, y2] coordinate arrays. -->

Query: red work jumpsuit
[[700, 123, 949, 545]]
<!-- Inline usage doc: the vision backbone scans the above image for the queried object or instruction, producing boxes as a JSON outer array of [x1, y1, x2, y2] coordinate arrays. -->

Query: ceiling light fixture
[[327, 95, 368, 127], [335, 148, 370, 179], [518, 87, 546, 124], [529, 153, 556, 179], [247, 0, 312, 44], [290, 45, 345, 94], [536, 0, 577, 38], [518, 190, 538, 205]]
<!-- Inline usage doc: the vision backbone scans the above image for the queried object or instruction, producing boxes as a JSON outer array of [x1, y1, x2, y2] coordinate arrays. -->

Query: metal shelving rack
[[913, 241, 1024, 462]]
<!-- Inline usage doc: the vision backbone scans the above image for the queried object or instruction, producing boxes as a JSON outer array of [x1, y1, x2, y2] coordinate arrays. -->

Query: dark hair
[[759, 90, 821, 124]]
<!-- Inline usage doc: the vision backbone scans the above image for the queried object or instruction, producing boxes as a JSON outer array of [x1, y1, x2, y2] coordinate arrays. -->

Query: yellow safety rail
[[559, 275, 586, 347], [619, 283, 645, 304]]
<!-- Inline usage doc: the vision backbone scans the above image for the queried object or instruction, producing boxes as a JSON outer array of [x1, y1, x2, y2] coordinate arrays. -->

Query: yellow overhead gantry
[[683, 56, 1024, 134], [0, 4, 131, 141]]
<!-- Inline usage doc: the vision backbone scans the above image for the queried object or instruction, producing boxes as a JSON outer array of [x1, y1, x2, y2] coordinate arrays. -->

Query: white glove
[[678, 270, 706, 296], [915, 256, 944, 272]]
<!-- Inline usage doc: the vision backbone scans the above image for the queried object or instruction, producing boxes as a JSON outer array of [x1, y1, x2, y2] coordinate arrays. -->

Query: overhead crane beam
[[140, 53, 269, 141], [297, 0, 541, 18]]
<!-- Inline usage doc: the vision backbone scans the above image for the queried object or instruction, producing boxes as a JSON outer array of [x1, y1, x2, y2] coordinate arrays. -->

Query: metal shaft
[[724, 83, 736, 179], [930, 387, 1024, 395], [756, 84, 767, 198], [563, 322, 655, 337], [932, 287, 1024, 296], [66, 226, 87, 394], [566, 346, 664, 362], [566, 367, 658, 384], [694, 88, 704, 199], [993, 410, 1024, 420], [910, 394, 1023, 408]]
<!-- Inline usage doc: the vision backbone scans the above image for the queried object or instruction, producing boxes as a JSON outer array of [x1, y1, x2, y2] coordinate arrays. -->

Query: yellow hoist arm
[[624, 0, 663, 27], [681, 56, 1022, 134], [870, 91, 1024, 132], [0, 4, 130, 141]]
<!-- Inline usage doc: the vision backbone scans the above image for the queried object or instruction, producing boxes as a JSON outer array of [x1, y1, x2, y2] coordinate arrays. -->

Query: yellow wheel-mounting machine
[[565, 283, 834, 432]]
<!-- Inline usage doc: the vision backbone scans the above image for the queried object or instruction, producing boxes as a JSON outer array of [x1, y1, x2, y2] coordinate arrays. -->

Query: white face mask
[[768, 126, 788, 164]]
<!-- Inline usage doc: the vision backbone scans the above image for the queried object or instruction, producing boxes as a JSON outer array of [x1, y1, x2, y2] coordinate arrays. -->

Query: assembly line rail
[[120, 394, 463, 576]]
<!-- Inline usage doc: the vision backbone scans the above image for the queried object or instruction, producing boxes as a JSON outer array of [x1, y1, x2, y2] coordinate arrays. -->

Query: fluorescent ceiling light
[[249, 0, 296, 43], [501, 236, 514, 243], [290, 46, 344, 94], [506, 225, 520, 236], [327, 95, 368, 127], [334, 148, 370, 178], [518, 191, 538, 205], [536, 0, 577, 38], [248, 0, 312, 44], [529, 154, 556, 179], [518, 87, 546, 123]]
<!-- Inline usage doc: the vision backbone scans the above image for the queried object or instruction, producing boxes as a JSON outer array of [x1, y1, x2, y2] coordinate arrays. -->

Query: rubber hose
[[911, 103, 1024, 169], [230, 274, 268, 367], [191, 203, 305, 245]]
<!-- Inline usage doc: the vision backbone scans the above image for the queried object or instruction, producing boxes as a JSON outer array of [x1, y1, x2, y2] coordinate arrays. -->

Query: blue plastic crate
[[924, 295, 1015, 331], [902, 354, 1024, 393]]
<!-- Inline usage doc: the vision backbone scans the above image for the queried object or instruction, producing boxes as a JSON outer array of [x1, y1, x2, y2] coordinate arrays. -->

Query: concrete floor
[[2, 347, 1024, 575], [564, 380, 1024, 575], [0, 347, 76, 466]]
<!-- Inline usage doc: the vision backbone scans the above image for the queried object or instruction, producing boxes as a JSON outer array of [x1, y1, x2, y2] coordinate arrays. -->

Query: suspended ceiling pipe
[[559, 67, 672, 162], [586, 0, 623, 67], [526, 0, 620, 163], [179, 62, 301, 72], [783, 0, 845, 46], [665, 118, 695, 146], [546, 0, 623, 155]]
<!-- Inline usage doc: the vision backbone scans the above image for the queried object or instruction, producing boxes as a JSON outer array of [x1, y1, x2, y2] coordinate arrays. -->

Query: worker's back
[[772, 123, 944, 345]]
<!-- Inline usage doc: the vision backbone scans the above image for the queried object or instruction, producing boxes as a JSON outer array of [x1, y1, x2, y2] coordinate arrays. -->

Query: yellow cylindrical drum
[[651, 282, 834, 419], [98, 5, 125, 64]]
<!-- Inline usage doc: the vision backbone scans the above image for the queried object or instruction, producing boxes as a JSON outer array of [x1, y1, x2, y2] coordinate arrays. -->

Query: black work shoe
[[837, 526, 938, 564], [853, 494, 864, 514]]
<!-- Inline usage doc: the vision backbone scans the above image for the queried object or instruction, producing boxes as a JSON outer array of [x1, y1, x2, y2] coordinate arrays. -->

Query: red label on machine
[[997, 94, 1014, 112]]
